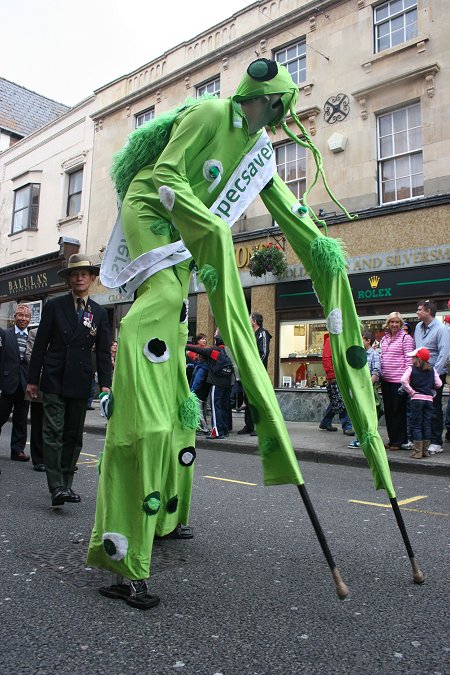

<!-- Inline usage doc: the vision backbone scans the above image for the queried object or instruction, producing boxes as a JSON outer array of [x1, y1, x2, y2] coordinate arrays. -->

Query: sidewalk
[[84, 406, 450, 477]]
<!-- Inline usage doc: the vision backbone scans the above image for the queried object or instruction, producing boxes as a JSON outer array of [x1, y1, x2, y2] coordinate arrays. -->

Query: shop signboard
[[276, 264, 450, 310]]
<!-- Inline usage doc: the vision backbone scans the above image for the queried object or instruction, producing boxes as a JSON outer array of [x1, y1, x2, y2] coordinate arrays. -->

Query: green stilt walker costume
[[87, 60, 398, 604]]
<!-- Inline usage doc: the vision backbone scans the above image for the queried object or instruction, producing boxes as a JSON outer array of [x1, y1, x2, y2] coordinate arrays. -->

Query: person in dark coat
[[187, 332, 233, 439], [0, 304, 31, 462], [27, 254, 112, 506], [238, 312, 272, 436]]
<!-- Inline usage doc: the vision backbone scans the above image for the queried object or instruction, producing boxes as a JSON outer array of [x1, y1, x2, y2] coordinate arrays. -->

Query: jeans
[[430, 379, 445, 445], [411, 399, 434, 441], [320, 402, 352, 431]]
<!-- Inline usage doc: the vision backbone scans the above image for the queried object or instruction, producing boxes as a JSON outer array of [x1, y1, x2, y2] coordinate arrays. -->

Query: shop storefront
[[276, 262, 450, 389], [0, 237, 81, 327]]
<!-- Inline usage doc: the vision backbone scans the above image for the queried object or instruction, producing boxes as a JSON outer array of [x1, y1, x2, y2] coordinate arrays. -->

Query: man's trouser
[[42, 393, 87, 491]]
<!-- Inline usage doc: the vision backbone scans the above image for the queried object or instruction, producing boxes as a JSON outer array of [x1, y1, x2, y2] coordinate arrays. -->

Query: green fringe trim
[[111, 94, 216, 202], [198, 264, 218, 293], [179, 392, 201, 430], [258, 436, 280, 459], [97, 450, 104, 475], [150, 219, 173, 237], [310, 237, 347, 277]]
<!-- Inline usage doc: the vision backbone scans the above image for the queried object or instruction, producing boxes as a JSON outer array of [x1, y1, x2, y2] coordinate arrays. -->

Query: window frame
[[373, 0, 418, 53], [377, 101, 423, 206], [135, 107, 155, 129], [196, 77, 220, 98], [274, 39, 307, 86], [11, 183, 40, 234], [275, 139, 307, 201], [66, 167, 83, 217]]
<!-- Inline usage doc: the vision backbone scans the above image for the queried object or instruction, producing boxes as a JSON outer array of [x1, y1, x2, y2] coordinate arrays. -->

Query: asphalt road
[[0, 426, 449, 675]]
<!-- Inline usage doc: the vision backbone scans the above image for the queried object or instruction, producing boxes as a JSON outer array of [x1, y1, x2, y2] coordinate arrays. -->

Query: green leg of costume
[[86, 260, 196, 579], [261, 175, 395, 497]]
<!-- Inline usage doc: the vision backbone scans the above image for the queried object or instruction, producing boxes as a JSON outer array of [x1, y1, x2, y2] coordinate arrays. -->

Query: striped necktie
[[17, 331, 27, 361], [76, 298, 84, 323]]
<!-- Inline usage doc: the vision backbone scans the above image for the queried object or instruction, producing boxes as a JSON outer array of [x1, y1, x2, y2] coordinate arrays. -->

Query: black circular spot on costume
[[147, 338, 167, 357], [143, 491, 161, 516], [346, 345, 367, 369], [178, 447, 196, 467], [247, 58, 278, 81], [103, 539, 116, 557], [166, 496, 178, 514], [179, 301, 187, 323], [248, 404, 260, 424]]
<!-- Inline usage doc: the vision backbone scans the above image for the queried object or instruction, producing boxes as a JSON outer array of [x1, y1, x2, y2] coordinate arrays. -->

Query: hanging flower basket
[[248, 242, 288, 278]]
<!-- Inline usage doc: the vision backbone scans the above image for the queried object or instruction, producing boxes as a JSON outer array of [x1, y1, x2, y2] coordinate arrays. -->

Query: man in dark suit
[[0, 304, 31, 462], [27, 254, 111, 506]]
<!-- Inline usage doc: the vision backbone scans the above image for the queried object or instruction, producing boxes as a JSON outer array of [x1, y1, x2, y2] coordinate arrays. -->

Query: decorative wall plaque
[[323, 93, 350, 124]]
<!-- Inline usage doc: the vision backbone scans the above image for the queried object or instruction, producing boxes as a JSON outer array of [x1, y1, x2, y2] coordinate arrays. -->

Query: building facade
[[0, 97, 96, 326], [86, 0, 450, 385]]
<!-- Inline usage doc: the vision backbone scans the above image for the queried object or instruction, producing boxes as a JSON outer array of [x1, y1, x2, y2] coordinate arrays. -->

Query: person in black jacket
[[238, 313, 272, 435], [0, 304, 31, 462], [26, 254, 112, 506], [187, 331, 233, 439]]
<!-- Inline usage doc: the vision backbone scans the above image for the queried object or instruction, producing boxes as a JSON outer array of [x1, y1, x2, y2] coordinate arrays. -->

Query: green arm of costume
[[152, 104, 303, 486], [260, 173, 395, 497]]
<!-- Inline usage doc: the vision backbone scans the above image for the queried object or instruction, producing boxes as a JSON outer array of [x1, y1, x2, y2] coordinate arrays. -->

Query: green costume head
[[233, 59, 355, 227], [232, 59, 298, 129]]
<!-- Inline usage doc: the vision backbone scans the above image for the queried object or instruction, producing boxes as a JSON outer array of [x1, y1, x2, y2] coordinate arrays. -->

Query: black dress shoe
[[11, 452, 30, 462], [33, 464, 46, 472], [64, 488, 81, 503], [237, 426, 251, 435], [51, 487, 68, 506]]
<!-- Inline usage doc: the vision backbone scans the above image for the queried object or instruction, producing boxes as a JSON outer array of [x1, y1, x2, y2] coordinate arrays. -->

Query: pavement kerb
[[82, 412, 450, 478]]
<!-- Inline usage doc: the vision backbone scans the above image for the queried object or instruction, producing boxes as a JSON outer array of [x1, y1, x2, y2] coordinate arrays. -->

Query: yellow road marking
[[350, 495, 427, 508], [77, 460, 98, 465], [350, 500, 391, 508], [80, 452, 98, 457], [204, 475, 257, 486], [397, 495, 427, 506]]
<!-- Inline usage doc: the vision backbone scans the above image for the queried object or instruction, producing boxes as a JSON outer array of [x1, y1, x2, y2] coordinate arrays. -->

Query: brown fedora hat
[[58, 253, 100, 278]]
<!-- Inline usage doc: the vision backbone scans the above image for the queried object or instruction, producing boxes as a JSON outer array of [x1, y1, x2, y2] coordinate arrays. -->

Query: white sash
[[100, 130, 276, 294]]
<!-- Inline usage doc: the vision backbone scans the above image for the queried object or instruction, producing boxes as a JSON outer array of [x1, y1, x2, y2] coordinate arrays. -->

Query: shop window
[[11, 183, 40, 233], [374, 0, 417, 53], [377, 102, 423, 205], [274, 40, 306, 85], [275, 140, 306, 199], [135, 107, 155, 128], [278, 315, 418, 388], [196, 77, 220, 98], [66, 168, 83, 216]]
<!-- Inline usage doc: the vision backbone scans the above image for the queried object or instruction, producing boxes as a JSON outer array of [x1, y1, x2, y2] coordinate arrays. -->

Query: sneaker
[[319, 424, 338, 432], [401, 441, 414, 451], [428, 444, 443, 455], [343, 428, 355, 437], [347, 440, 360, 448]]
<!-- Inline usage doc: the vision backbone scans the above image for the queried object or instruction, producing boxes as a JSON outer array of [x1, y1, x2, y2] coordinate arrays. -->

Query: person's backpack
[[210, 346, 234, 378]]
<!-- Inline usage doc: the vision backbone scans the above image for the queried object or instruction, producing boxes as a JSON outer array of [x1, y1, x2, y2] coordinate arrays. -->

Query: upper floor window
[[135, 107, 155, 128], [66, 168, 83, 216], [275, 140, 306, 200], [274, 40, 306, 85], [374, 0, 418, 53], [12, 183, 40, 233], [377, 102, 423, 204], [196, 77, 220, 98]]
